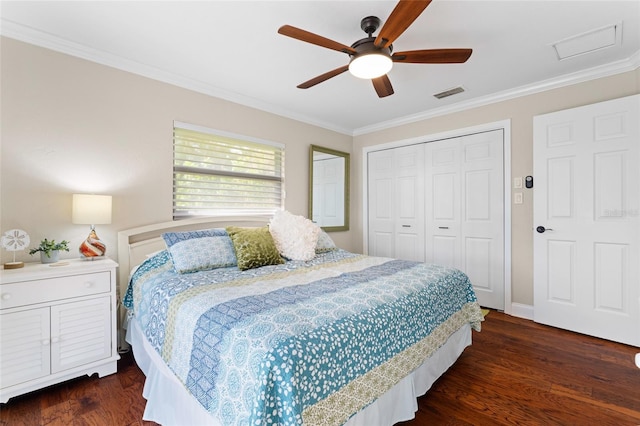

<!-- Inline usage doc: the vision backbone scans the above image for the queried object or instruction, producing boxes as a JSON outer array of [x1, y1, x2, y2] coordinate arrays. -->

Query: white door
[[368, 144, 425, 261], [533, 94, 640, 346], [425, 130, 505, 310]]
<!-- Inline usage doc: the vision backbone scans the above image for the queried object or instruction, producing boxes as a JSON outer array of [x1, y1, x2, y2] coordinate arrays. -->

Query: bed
[[117, 215, 483, 426]]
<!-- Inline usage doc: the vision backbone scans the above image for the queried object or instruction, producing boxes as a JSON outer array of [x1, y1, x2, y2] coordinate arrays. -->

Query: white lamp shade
[[348, 53, 393, 79], [72, 194, 112, 225]]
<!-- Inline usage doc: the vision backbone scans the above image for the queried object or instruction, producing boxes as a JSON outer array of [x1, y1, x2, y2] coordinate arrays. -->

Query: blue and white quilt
[[124, 249, 483, 426]]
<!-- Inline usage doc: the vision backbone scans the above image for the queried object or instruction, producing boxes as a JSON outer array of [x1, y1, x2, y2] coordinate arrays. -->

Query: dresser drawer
[[0, 272, 111, 309]]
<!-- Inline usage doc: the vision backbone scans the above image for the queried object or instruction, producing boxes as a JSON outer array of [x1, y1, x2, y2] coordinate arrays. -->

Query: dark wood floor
[[1, 311, 639, 425]]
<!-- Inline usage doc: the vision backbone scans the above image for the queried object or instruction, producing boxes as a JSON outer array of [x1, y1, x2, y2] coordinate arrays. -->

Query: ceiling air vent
[[433, 86, 465, 99]]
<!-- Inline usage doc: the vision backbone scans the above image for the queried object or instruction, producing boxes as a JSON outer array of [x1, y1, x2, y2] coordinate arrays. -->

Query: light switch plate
[[514, 177, 523, 189], [514, 192, 523, 204]]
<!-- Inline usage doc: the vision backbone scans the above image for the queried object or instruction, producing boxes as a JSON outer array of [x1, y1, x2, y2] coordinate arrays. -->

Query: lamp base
[[79, 229, 107, 258], [80, 255, 106, 261], [4, 261, 24, 269]]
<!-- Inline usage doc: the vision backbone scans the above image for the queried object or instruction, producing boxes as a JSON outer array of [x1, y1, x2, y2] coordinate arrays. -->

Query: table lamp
[[72, 194, 112, 259]]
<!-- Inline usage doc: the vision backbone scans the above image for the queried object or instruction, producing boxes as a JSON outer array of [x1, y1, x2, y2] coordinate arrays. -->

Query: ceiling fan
[[278, 0, 472, 98]]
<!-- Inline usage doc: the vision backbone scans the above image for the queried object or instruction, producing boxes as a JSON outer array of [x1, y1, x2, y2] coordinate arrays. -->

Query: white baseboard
[[509, 303, 534, 320]]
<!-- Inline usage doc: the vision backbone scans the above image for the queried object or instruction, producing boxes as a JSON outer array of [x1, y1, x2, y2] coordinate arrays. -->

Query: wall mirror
[[309, 145, 350, 231]]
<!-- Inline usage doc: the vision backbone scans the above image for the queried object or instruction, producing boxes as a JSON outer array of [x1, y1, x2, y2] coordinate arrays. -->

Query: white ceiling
[[1, 1, 639, 135]]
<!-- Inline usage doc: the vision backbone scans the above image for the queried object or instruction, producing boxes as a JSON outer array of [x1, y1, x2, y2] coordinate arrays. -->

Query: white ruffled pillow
[[269, 210, 320, 261]]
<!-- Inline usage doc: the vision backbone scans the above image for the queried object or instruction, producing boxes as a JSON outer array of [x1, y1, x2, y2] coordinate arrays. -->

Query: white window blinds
[[173, 123, 284, 219]]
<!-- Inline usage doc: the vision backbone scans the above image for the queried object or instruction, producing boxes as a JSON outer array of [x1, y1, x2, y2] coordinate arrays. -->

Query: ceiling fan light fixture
[[349, 53, 393, 79], [278, 3, 472, 97]]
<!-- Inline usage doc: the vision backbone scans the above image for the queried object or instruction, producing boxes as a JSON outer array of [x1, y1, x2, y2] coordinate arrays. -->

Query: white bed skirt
[[127, 319, 472, 426]]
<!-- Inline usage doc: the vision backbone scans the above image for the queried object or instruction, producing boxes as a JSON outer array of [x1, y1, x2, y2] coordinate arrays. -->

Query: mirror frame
[[309, 145, 350, 232]]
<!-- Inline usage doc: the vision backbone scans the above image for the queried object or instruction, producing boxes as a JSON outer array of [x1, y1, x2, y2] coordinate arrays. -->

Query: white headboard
[[116, 215, 270, 302]]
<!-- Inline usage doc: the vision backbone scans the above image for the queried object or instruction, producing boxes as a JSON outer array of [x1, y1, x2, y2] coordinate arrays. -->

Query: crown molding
[[353, 50, 640, 136], [0, 19, 353, 136], [2, 19, 637, 138]]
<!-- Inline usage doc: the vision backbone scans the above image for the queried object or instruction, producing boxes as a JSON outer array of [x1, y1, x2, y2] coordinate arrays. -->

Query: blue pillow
[[162, 228, 228, 246], [162, 229, 236, 273]]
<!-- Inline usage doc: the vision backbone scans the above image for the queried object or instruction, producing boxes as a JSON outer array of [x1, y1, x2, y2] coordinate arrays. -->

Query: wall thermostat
[[525, 176, 533, 188]]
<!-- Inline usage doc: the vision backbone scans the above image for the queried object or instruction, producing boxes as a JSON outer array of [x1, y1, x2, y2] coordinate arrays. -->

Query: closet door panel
[[394, 145, 425, 262], [426, 140, 461, 269], [460, 131, 505, 309], [368, 145, 425, 261], [465, 169, 492, 221], [370, 231, 394, 258], [431, 236, 457, 268], [465, 237, 493, 291], [433, 173, 456, 220], [368, 150, 395, 257]]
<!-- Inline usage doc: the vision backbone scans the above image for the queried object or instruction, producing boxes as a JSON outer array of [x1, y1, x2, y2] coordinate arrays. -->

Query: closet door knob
[[536, 226, 553, 233]]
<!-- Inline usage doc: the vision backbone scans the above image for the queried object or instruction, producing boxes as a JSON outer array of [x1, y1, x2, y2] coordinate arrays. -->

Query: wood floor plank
[[1, 311, 638, 425], [404, 312, 640, 426]]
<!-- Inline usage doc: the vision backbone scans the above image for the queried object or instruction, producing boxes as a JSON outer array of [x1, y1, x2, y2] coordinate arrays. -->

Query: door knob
[[536, 226, 553, 233]]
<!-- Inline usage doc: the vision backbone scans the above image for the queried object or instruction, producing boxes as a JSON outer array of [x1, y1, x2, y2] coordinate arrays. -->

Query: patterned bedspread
[[123, 249, 483, 426]]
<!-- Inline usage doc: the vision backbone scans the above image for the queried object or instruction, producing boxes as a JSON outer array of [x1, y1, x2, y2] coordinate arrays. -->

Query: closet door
[[425, 130, 504, 310], [368, 144, 425, 261]]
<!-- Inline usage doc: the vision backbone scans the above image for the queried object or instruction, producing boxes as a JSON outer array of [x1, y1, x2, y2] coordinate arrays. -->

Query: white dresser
[[0, 258, 120, 403]]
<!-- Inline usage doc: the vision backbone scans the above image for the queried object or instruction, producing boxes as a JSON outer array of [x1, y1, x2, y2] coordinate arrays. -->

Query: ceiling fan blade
[[278, 25, 356, 55], [392, 48, 473, 64], [372, 74, 394, 98], [375, 0, 432, 48], [297, 65, 350, 89]]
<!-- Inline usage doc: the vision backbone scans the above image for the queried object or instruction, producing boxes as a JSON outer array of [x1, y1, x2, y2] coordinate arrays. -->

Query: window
[[173, 122, 284, 219]]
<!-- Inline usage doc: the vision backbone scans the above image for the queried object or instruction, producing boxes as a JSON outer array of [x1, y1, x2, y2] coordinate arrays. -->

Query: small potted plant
[[29, 238, 70, 264]]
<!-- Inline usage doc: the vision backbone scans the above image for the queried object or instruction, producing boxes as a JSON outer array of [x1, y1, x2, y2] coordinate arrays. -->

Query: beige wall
[[0, 37, 353, 265], [353, 69, 640, 307]]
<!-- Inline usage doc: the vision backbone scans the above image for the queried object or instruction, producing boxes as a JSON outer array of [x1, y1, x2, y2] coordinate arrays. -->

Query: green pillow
[[226, 226, 284, 271]]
